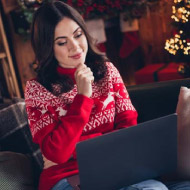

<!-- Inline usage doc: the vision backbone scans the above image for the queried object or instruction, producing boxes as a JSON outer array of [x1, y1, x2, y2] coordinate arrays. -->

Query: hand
[[74, 63, 94, 97]]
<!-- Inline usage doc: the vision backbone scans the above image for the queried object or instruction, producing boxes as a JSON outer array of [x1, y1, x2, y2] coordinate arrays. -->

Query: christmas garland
[[15, 0, 160, 38]]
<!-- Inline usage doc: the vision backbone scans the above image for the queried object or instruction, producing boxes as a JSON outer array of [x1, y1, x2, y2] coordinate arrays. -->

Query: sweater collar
[[57, 65, 76, 82]]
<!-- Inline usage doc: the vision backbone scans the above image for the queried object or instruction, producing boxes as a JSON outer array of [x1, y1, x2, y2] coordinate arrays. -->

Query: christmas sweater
[[24, 62, 138, 190]]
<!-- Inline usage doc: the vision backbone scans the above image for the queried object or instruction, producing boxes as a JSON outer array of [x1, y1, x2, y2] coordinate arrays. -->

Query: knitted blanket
[[0, 99, 43, 183]]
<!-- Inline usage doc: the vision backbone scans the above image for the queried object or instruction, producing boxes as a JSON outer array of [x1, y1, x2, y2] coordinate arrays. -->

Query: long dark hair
[[31, 0, 108, 94]]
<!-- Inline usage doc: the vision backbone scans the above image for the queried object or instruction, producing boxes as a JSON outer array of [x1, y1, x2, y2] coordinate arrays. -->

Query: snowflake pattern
[[25, 62, 136, 137]]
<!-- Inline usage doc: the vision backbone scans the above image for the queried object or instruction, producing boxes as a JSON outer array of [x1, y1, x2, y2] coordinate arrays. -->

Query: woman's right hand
[[74, 63, 94, 98]]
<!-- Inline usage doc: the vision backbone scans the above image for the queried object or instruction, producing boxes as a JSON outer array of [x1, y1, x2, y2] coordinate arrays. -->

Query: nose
[[69, 39, 78, 51]]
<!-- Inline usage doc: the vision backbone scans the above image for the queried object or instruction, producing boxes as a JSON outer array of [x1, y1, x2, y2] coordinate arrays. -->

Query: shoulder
[[105, 62, 114, 69], [104, 62, 120, 76], [25, 79, 41, 93], [105, 62, 118, 72], [25, 79, 53, 101]]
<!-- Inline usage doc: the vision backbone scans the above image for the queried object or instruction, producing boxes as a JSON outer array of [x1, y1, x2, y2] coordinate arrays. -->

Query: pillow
[[0, 151, 36, 190], [176, 86, 190, 179]]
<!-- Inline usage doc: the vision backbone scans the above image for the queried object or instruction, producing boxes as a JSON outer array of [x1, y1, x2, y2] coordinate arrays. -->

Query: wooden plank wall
[[139, 1, 174, 65], [1, 0, 36, 93], [1, 0, 174, 92]]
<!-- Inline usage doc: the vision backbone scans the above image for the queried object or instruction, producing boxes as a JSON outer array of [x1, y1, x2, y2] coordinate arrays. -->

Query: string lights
[[165, 32, 190, 55], [165, 0, 190, 56]]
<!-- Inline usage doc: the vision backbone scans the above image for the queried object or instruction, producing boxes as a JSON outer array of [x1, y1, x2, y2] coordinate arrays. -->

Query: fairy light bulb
[[165, 0, 190, 55]]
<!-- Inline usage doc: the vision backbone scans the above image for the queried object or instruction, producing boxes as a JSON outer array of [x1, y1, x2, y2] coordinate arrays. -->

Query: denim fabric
[[120, 179, 168, 190], [51, 178, 190, 190], [52, 179, 168, 190], [52, 178, 72, 190], [165, 181, 190, 190]]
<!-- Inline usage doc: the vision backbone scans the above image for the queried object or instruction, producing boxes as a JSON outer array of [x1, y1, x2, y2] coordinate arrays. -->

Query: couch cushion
[[0, 151, 36, 190], [176, 86, 190, 179], [0, 99, 43, 186]]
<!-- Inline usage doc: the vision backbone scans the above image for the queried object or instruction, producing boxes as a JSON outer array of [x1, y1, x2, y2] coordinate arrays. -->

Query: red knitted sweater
[[24, 62, 138, 190]]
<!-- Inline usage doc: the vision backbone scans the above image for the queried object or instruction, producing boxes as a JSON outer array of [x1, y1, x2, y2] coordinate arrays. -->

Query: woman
[[25, 1, 171, 190]]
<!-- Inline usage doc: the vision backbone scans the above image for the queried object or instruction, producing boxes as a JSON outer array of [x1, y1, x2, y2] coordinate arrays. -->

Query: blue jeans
[[166, 181, 190, 190], [52, 178, 73, 190], [52, 178, 189, 190]]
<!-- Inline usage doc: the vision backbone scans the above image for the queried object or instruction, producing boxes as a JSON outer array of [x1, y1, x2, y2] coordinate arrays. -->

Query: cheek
[[81, 38, 88, 52], [54, 46, 68, 60]]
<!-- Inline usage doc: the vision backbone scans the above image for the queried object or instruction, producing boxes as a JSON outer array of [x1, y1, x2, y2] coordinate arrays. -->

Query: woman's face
[[54, 17, 88, 68]]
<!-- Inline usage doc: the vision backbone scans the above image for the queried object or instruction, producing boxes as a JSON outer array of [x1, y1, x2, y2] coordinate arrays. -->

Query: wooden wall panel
[[139, 1, 174, 65], [1, 0, 36, 92], [11, 34, 36, 89], [1, 0, 18, 14]]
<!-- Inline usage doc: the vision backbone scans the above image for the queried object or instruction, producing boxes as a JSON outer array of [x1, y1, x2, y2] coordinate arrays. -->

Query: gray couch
[[0, 78, 190, 190], [0, 99, 42, 190]]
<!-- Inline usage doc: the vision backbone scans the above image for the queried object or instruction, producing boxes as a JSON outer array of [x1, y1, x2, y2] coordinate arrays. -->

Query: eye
[[57, 41, 67, 46], [75, 32, 82, 39]]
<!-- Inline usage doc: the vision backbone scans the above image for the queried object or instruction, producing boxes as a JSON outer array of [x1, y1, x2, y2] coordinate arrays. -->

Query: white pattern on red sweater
[[24, 62, 138, 190]]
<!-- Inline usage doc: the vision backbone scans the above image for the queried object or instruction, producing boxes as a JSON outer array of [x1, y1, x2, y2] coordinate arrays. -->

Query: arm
[[107, 62, 138, 129], [114, 83, 138, 129], [25, 82, 94, 164], [25, 64, 95, 164]]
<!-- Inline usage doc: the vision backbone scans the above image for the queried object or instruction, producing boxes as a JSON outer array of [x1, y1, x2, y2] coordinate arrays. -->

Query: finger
[[81, 73, 94, 83], [76, 63, 86, 72], [75, 70, 93, 82], [75, 68, 93, 79], [79, 68, 93, 76], [77, 69, 93, 80], [75, 64, 87, 78], [90, 76, 94, 84]]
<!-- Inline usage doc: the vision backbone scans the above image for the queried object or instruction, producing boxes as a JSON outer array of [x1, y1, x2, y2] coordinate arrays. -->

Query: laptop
[[76, 113, 177, 190]]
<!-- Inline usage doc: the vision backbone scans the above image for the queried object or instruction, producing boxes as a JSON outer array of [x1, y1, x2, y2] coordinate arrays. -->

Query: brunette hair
[[31, 0, 108, 94]]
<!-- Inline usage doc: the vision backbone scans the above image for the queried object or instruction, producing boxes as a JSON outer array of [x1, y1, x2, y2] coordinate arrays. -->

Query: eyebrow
[[54, 27, 81, 41]]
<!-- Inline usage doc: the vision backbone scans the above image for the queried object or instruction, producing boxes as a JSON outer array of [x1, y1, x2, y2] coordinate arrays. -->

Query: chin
[[79, 57, 86, 65]]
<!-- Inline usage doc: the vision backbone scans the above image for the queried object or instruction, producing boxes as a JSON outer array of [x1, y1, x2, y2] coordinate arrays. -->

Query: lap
[[52, 179, 167, 190], [120, 179, 168, 190], [52, 178, 190, 190], [123, 180, 190, 190], [52, 178, 72, 190], [166, 181, 190, 190]]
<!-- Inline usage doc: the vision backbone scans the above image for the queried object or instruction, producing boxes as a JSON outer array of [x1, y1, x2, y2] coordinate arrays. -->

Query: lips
[[70, 53, 82, 59]]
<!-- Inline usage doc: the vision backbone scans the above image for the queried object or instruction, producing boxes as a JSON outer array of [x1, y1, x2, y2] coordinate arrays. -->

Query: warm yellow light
[[166, 0, 190, 55], [165, 36, 190, 55], [175, 34, 180, 38], [174, 0, 183, 3], [178, 7, 184, 13], [172, 6, 176, 13], [171, 4, 190, 23]]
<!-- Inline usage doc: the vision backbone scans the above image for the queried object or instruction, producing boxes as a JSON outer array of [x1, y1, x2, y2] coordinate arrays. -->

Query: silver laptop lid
[[76, 114, 177, 190]]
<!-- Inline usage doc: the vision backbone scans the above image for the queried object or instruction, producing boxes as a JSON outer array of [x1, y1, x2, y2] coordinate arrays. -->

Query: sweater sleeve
[[107, 62, 138, 129], [25, 81, 94, 164]]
